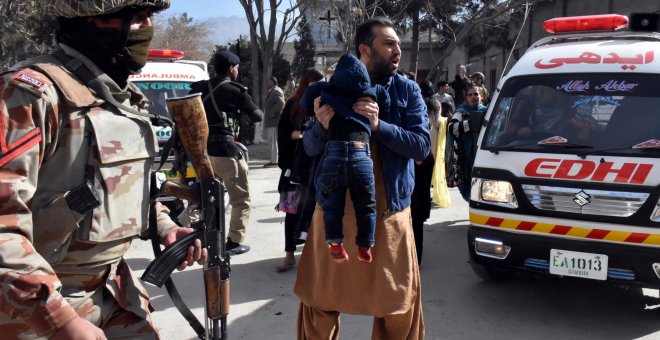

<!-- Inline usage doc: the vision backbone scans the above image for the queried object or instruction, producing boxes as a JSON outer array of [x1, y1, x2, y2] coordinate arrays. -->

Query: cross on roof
[[318, 9, 337, 40]]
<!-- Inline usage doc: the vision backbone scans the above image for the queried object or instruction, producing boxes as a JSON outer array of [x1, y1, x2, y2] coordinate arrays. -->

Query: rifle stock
[[142, 93, 230, 340], [160, 181, 200, 204]]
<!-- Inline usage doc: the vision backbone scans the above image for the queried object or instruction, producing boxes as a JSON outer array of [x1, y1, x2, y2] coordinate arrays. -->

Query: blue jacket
[[304, 72, 431, 212], [301, 53, 390, 134]]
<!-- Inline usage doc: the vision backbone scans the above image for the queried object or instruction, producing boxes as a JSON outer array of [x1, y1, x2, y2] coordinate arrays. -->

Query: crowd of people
[[0, 0, 494, 336]]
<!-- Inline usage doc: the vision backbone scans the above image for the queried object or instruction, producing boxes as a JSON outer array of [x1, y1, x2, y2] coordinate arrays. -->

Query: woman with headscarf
[[448, 85, 487, 201], [275, 68, 325, 272]]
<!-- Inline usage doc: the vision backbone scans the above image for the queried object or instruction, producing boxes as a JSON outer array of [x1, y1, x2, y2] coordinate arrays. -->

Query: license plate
[[549, 249, 608, 280]]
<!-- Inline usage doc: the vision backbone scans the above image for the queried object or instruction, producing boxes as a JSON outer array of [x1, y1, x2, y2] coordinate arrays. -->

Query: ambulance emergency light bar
[[147, 49, 185, 60], [543, 14, 629, 34]]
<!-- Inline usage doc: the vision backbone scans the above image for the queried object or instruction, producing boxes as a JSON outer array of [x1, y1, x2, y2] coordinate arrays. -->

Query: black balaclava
[[58, 8, 154, 87]]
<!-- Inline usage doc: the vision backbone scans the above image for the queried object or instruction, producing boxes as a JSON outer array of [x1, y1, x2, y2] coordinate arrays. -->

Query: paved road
[[126, 152, 660, 339]]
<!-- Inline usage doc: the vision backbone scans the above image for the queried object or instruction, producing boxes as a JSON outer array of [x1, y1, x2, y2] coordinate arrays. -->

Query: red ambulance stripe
[[550, 225, 571, 235], [516, 221, 536, 231], [585, 229, 609, 240], [485, 217, 504, 227], [624, 232, 650, 243]]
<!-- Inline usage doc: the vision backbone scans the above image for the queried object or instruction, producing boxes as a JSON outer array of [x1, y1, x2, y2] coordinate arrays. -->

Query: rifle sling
[[154, 129, 177, 173], [148, 205, 206, 339]]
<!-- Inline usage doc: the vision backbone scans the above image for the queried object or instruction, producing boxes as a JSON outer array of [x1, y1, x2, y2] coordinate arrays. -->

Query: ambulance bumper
[[469, 226, 660, 287]]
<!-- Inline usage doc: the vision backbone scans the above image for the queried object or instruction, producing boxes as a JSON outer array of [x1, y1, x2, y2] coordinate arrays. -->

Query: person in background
[[295, 17, 429, 339], [434, 80, 455, 107], [471, 72, 489, 104], [275, 68, 325, 272], [505, 85, 595, 143], [190, 50, 264, 256], [410, 81, 441, 265], [263, 76, 286, 167], [401, 69, 416, 80], [0, 1, 207, 338], [449, 65, 473, 106], [433, 101, 452, 208], [448, 85, 487, 201]]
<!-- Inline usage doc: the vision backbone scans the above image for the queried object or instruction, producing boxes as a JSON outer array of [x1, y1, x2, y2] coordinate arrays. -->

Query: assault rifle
[[142, 93, 230, 340]]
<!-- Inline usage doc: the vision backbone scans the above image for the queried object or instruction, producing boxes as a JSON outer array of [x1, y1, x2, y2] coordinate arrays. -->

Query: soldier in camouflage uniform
[[0, 1, 207, 339]]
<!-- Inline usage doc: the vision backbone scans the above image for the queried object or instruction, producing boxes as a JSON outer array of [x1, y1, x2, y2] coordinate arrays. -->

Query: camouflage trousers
[[1, 259, 159, 339]]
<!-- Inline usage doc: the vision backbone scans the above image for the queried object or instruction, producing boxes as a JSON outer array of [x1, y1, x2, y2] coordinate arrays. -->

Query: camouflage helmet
[[41, 0, 170, 18]]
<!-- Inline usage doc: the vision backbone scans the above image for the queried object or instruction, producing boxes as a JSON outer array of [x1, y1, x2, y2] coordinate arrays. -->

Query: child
[[301, 53, 389, 263]]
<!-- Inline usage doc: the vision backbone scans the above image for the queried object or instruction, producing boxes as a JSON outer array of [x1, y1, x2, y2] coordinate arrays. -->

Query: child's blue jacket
[[304, 70, 431, 212]]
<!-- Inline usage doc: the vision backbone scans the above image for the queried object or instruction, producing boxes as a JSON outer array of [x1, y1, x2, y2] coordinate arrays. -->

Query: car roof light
[[147, 49, 185, 60], [543, 14, 629, 34]]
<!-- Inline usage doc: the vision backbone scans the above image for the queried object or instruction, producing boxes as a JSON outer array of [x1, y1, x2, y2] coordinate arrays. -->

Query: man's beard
[[371, 52, 397, 82]]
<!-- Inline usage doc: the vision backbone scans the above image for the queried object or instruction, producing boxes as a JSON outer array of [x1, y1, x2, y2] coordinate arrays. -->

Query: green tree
[[208, 36, 254, 93], [425, 0, 542, 80], [231, 37, 254, 91], [0, 0, 56, 71], [272, 53, 292, 90], [292, 15, 316, 80]]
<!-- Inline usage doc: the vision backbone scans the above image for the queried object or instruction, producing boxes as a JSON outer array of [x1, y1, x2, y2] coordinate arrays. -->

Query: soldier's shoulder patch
[[10, 69, 52, 96], [0, 127, 42, 168]]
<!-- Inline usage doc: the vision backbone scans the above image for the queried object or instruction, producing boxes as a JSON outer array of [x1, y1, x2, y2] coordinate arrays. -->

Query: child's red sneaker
[[329, 243, 349, 263], [358, 246, 372, 263]]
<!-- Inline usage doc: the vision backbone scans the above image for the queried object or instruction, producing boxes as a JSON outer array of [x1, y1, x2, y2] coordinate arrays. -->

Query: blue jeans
[[316, 141, 376, 247]]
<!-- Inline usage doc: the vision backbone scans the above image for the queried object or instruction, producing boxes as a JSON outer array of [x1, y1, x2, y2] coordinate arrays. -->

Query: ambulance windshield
[[483, 74, 660, 155], [133, 81, 193, 118]]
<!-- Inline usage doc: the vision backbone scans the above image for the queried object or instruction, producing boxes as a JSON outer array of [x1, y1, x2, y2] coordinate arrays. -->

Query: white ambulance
[[468, 14, 660, 287], [129, 49, 208, 179]]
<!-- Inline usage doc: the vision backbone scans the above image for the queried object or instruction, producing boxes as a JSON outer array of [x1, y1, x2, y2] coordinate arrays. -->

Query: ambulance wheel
[[469, 258, 513, 282]]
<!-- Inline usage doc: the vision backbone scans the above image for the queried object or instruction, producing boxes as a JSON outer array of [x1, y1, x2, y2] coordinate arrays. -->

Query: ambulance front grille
[[521, 185, 649, 217]]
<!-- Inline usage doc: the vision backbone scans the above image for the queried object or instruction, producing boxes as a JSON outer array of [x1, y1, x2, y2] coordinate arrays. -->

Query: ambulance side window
[[487, 97, 513, 145]]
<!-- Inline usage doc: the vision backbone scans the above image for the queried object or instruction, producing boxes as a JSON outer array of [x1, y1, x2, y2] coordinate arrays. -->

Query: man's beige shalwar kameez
[[294, 144, 424, 339]]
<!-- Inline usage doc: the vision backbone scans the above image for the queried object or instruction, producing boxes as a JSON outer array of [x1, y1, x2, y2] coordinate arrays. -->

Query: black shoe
[[226, 239, 250, 256]]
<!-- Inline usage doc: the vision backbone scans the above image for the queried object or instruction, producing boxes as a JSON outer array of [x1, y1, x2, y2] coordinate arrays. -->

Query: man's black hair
[[305, 68, 325, 82], [269, 76, 278, 86], [420, 80, 434, 98], [354, 16, 395, 59], [440, 102, 454, 117], [437, 80, 448, 88]]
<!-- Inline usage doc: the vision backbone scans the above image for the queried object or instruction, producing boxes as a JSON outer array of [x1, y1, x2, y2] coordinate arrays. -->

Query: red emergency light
[[543, 14, 629, 33], [147, 49, 185, 60]]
